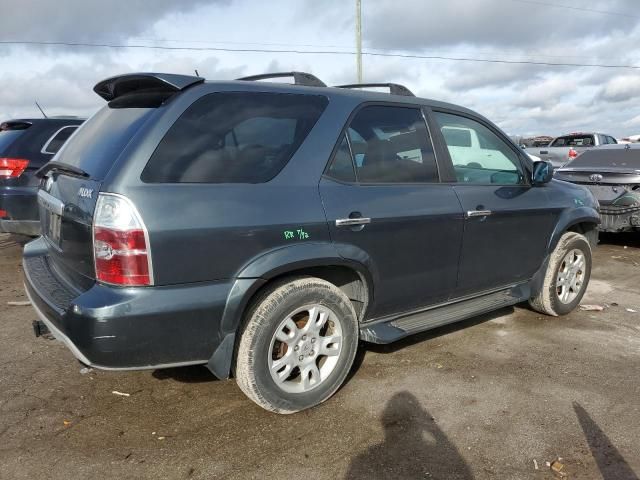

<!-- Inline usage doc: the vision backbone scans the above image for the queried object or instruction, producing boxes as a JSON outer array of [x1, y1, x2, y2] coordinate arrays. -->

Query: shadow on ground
[[345, 391, 473, 479], [573, 402, 639, 480], [598, 232, 640, 248], [152, 365, 218, 383]]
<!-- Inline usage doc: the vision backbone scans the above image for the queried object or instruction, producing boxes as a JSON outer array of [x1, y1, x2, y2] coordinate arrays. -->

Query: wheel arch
[[207, 242, 374, 379], [548, 207, 600, 253]]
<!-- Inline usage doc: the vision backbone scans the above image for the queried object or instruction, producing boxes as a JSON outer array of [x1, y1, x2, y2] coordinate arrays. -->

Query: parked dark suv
[[0, 117, 84, 235], [24, 72, 600, 413]]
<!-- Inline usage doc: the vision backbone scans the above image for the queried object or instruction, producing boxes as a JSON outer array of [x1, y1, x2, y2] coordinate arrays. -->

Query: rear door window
[[142, 92, 328, 183], [41, 126, 79, 154], [341, 105, 439, 183]]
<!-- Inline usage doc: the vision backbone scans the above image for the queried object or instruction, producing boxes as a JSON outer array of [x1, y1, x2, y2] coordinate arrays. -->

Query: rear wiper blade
[[36, 161, 89, 179]]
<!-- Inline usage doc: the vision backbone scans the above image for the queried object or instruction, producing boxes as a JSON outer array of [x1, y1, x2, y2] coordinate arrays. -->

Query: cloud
[[0, 55, 246, 120], [0, 0, 217, 43], [363, 0, 639, 50], [597, 75, 640, 103], [445, 62, 541, 91]]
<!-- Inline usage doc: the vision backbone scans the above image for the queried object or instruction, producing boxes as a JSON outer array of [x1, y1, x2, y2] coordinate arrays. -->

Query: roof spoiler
[[93, 73, 205, 101]]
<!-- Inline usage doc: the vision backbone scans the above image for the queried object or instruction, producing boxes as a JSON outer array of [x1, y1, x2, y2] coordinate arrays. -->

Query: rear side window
[[337, 105, 439, 183], [142, 92, 328, 183], [42, 126, 79, 154]]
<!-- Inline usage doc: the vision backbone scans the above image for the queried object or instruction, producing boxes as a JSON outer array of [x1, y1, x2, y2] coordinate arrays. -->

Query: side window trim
[[422, 106, 457, 183], [429, 107, 531, 187], [40, 125, 78, 155], [323, 100, 442, 185]]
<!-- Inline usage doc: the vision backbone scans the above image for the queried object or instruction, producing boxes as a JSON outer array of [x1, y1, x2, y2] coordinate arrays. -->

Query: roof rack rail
[[236, 72, 326, 87], [335, 83, 415, 97]]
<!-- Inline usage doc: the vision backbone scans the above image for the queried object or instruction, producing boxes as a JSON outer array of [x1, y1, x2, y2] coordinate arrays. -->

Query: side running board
[[360, 284, 529, 344]]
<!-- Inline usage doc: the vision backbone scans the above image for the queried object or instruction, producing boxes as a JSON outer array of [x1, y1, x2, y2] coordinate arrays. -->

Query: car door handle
[[335, 217, 372, 227], [466, 210, 492, 218]]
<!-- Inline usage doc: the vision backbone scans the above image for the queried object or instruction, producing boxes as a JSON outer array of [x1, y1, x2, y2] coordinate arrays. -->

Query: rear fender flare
[[207, 242, 376, 379]]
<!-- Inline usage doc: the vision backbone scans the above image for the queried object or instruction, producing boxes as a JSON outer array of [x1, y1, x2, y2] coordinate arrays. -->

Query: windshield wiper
[[36, 161, 89, 179]]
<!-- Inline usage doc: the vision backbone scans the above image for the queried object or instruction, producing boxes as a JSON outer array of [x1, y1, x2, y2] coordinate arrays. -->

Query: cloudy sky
[[1, 0, 640, 137]]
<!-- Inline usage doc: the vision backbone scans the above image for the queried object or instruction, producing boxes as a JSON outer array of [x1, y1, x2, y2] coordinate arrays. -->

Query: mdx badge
[[589, 174, 603, 183], [78, 187, 94, 199]]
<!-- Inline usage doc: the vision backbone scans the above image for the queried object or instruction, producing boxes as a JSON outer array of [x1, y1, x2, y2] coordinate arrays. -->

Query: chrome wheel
[[556, 249, 586, 304], [268, 304, 343, 394]]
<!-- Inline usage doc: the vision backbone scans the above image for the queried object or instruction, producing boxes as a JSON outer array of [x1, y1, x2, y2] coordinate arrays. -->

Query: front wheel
[[529, 231, 592, 316], [235, 277, 359, 413]]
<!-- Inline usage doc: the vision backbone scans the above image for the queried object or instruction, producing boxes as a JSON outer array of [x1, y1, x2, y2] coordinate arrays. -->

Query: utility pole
[[356, 0, 362, 83]]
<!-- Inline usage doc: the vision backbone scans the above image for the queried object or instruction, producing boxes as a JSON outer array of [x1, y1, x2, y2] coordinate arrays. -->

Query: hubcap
[[268, 304, 343, 393], [556, 249, 586, 304]]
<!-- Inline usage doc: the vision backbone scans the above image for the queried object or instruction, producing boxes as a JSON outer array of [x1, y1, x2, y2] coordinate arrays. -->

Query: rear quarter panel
[[103, 83, 360, 284]]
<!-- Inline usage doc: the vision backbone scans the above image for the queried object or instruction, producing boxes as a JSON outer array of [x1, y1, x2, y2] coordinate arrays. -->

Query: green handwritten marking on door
[[283, 229, 310, 240]]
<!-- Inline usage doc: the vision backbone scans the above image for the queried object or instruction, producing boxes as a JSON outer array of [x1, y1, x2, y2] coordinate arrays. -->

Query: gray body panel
[[22, 74, 601, 376]]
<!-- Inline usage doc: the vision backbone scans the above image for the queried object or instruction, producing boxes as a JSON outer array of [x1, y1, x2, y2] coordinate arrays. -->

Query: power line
[[1, 40, 640, 69], [508, 0, 640, 19]]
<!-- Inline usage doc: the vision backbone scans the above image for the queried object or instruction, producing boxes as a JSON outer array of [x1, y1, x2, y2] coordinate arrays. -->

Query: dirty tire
[[529, 231, 592, 316], [235, 277, 359, 414]]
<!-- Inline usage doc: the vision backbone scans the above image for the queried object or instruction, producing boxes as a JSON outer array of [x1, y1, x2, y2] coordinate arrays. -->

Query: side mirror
[[532, 160, 553, 185]]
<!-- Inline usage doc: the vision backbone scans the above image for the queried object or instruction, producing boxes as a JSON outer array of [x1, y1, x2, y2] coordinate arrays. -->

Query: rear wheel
[[529, 231, 592, 316], [235, 277, 359, 413]]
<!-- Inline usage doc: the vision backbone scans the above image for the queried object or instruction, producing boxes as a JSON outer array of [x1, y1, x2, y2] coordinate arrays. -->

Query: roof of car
[[200, 79, 478, 116]]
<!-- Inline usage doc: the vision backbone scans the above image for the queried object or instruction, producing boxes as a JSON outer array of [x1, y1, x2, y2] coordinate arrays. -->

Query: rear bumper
[[0, 186, 40, 235], [23, 237, 233, 371], [599, 206, 640, 232], [0, 186, 39, 218], [0, 219, 40, 236]]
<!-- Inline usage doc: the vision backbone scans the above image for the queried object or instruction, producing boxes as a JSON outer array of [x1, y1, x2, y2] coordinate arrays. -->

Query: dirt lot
[[0, 233, 639, 480]]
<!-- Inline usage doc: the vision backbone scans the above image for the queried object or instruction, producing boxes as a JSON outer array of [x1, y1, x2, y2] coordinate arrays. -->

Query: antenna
[[35, 101, 48, 118], [194, 69, 200, 77]]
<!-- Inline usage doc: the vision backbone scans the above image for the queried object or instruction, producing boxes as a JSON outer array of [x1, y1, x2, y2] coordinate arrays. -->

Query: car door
[[319, 104, 464, 319], [430, 110, 555, 298]]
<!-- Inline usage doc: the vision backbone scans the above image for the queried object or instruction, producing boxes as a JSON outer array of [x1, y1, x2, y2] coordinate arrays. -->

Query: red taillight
[[568, 148, 578, 159], [0, 158, 29, 178], [93, 194, 153, 286], [0, 209, 7, 218]]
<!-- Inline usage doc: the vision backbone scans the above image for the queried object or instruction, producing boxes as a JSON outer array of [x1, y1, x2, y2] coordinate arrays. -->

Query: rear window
[[142, 92, 328, 183], [0, 130, 25, 152], [55, 107, 154, 179], [42, 126, 79, 154], [551, 135, 594, 147]]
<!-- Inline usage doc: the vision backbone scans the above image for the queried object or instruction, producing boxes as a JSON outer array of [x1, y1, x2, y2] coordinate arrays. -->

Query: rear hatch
[[39, 106, 156, 288], [39, 72, 204, 288]]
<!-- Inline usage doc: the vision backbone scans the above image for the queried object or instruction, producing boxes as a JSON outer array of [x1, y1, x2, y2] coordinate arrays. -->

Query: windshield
[[54, 106, 155, 179]]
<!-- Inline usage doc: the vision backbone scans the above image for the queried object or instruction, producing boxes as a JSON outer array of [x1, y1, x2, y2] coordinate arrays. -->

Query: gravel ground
[[0, 232, 639, 480]]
